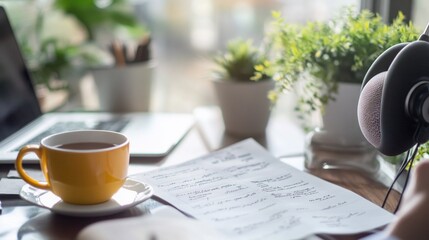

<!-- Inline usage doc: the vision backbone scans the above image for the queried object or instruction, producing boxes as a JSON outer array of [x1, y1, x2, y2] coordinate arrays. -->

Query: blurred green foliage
[[54, 0, 140, 40], [213, 38, 268, 81], [13, 0, 148, 90], [257, 8, 418, 119]]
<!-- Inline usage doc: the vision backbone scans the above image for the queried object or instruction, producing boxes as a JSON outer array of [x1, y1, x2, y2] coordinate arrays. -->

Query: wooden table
[[0, 108, 399, 240]]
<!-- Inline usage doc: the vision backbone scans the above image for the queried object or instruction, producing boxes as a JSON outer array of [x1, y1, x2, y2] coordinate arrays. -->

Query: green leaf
[[258, 5, 418, 125], [213, 38, 269, 81]]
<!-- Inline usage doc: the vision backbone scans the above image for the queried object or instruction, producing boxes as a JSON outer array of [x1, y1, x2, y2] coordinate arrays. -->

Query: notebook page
[[133, 139, 393, 240]]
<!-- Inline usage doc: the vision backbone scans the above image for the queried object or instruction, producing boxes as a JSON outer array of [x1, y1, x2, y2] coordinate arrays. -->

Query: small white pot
[[305, 82, 378, 174], [321, 82, 368, 147], [92, 61, 156, 112], [212, 79, 274, 137]]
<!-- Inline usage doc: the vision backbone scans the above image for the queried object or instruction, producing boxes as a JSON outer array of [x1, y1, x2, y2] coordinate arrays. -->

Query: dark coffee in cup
[[55, 142, 116, 150]]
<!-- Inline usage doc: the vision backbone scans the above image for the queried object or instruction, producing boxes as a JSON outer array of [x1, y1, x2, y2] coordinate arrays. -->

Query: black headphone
[[357, 27, 429, 156]]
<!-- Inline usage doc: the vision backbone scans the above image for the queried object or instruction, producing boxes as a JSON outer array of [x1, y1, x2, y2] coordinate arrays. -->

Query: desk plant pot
[[304, 82, 378, 173], [317, 82, 368, 147], [92, 61, 156, 112], [212, 39, 273, 137], [213, 79, 274, 137]]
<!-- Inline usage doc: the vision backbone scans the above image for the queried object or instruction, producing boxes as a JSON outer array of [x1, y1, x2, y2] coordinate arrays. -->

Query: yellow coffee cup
[[15, 130, 129, 205]]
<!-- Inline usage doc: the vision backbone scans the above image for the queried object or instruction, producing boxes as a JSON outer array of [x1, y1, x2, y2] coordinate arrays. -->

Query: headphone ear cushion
[[361, 43, 407, 88], [357, 71, 387, 149]]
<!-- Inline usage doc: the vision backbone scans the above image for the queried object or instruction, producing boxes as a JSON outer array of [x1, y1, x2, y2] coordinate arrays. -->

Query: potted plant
[[52, 0, 154, 112], [6, 0, 145, 110], [7, 3, 102, 110], [92, 36, 155, 113], [259, 8, 418, 130], [212, 38, 274, 137], [255, 8, 418, 171]]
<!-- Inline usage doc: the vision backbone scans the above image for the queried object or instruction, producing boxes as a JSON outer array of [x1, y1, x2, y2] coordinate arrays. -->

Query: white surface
[[19, 178, 153, 217], [133, 139, 393, 240]]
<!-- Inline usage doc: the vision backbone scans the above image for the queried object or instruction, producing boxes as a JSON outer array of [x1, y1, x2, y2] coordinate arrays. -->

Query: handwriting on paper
[[133, 139, 393, 240]]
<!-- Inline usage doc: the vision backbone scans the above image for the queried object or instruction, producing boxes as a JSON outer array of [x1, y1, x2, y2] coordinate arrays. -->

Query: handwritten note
[[133, 139, 393, 240]]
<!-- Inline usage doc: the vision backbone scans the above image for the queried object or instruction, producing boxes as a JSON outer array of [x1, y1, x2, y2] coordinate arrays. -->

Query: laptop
[[0, 6, 194, 163]]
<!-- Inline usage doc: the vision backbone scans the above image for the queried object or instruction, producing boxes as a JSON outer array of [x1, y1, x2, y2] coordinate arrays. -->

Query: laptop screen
[[0, 7, 42, 141]]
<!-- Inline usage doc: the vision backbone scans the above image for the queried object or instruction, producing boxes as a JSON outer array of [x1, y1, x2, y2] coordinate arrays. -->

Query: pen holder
[[92, 61, 156, 112]]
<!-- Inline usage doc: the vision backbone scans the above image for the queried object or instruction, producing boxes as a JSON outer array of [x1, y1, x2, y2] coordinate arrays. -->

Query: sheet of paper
[[133, 139, 393, 240]]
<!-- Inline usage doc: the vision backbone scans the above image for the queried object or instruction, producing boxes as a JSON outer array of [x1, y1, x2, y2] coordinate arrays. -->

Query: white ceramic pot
[[92, 61, 156, 112], [321, 82, 368, 147], [212, 79, 274, 137], [304, 82, 378, 174]]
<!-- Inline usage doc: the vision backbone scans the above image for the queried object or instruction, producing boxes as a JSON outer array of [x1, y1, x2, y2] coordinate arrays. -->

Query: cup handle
[[15, 145, 51, 190]]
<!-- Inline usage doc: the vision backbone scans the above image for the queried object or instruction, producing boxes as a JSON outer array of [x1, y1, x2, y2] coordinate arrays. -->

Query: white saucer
[[19, 178, 153, 217]]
